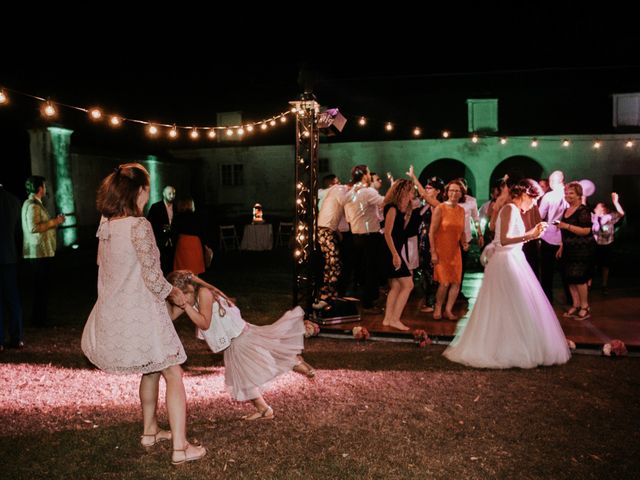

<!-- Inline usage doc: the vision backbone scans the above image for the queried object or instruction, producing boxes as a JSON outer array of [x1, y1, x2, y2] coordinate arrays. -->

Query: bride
[[443, 179, 571, 369]]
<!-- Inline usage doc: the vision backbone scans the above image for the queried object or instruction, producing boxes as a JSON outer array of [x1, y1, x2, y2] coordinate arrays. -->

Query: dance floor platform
[[318, 273, 640, 352]]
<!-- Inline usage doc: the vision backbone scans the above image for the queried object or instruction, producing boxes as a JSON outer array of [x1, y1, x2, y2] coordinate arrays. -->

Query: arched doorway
[[490, 156, 543, 196], [418, 158, 478, 197]]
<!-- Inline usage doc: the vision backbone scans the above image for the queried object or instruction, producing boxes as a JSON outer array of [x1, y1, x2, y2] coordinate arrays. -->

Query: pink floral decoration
[[602, 339, 628, 357], [304, 320, 320, 338], [413, 329, 432, 348], [352, 326, 370, 341]]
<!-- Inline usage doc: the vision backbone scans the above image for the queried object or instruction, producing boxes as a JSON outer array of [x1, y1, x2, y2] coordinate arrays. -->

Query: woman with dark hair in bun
[[444, 179, 571, 369]]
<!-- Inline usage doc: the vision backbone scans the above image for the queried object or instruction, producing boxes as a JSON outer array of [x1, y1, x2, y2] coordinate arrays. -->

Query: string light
[[0, 85, 292, 141], [2, 86, 637, 150], [89, 108, 102, 120]]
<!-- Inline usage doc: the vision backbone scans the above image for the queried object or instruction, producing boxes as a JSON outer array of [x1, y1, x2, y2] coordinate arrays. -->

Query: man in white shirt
[[538, 170, 569, 303], [318, 174, 338, 212], [317, 179, 350, 301], [343, 165, 385, 312]]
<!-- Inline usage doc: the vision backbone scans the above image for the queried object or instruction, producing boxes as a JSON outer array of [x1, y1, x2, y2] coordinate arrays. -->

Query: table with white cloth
[[240, 223, 273, 251]]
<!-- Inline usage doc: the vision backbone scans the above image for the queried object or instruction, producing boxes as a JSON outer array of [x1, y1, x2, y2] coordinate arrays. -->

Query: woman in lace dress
[[166, 270, 315, 420], [444, 179, 571, 369], [81, 163, 206, 465]]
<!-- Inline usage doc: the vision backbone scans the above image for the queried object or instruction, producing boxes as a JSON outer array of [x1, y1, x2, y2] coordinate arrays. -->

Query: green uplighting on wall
[[145, 155, 161, 207], [48, 126, 77, 247]]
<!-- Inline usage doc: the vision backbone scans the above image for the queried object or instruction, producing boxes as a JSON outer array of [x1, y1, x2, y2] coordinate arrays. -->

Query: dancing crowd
[[3, 162, 625, 465]]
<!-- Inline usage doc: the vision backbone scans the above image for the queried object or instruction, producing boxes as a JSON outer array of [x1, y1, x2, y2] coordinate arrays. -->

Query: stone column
[[28, 126, 77, 247]]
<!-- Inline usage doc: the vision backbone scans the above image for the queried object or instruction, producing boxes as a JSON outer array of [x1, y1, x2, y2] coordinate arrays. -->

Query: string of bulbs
[[0, 86, 292, 140], [1, 86, 637, 148]]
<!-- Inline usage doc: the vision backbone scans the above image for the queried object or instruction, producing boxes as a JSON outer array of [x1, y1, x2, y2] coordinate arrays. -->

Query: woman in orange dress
[[173, 198, 211, 275], [429, 180, 468, 320]]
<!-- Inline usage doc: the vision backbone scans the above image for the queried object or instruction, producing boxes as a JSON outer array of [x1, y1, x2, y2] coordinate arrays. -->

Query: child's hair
[[167, 270, 228, 317], [167, 270, 196, 292]]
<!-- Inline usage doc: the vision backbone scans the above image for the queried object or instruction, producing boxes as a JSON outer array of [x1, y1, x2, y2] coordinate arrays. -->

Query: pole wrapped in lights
[[289, 94, 321, 313]]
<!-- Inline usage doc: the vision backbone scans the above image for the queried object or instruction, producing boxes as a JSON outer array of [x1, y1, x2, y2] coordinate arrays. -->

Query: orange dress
[[433, 203, 465, 284]]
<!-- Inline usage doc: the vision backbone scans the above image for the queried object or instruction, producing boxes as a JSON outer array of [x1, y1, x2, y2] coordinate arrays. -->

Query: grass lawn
[[1, 247, 639, 479]]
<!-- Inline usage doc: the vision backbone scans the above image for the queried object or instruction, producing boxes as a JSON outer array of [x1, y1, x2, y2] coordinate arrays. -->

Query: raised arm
[[406, 165, 439, 207], [612, 192, 625, 216]]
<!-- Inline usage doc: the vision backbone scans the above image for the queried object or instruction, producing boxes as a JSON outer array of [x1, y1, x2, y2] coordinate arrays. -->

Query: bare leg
[[383, 279, 401, 326], [602, 266, 609, 288], [140, 372, 161, 436], [251, 395, 269, 413], [444, 283, 460, 318], [577, 283, 589, 308], [160, 365, 188, 450], [434, 283, 449, 319], [387, 277, 412, 330], [568, 284, 580, 308], [243, 395, 274, 420]]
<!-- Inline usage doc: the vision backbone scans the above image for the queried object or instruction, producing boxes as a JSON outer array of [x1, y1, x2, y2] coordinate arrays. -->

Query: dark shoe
[[8, 341, 25, 349], [0, 345, 4, 353], [575, 306, 591, 321], [601, 287, 609, 296], [562, 306, 579, 318]]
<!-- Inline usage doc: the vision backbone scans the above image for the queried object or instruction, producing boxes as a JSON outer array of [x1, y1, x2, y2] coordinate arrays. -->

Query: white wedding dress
[[443, 204, 571, 369]]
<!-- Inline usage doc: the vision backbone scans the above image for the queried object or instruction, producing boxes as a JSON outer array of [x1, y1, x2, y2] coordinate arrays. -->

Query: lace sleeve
[[132, 218, 173, 300]]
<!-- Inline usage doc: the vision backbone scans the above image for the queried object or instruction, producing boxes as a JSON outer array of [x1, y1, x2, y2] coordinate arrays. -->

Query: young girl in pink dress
[[166, 270, 315, 420]]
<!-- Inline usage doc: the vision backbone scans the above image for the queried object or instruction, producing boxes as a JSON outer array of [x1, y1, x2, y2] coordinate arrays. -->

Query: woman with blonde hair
[[167, 270, 315, 420], [81, 163, 206, 465], [556, 181, 596, 320], [381, 179, 421, 330]]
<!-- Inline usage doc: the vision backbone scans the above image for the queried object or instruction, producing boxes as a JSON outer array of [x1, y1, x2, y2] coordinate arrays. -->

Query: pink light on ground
[[0, 363, 319, 434]]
